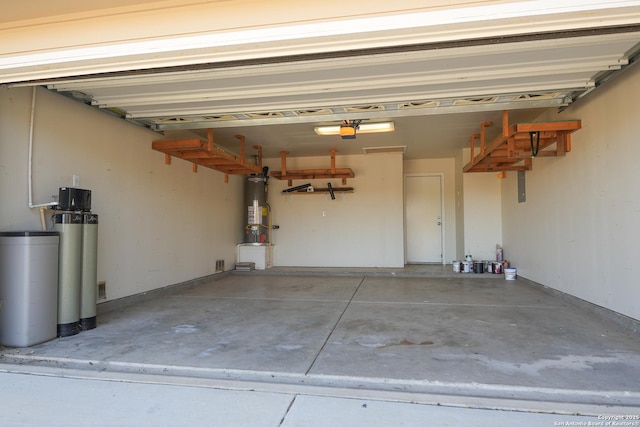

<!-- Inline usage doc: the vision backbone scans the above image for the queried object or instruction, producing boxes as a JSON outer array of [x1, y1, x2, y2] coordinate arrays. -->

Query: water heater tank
[[244, 175, 269, 243]]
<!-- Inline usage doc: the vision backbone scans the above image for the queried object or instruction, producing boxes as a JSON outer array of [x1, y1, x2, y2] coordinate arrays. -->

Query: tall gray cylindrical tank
[[244, 175, 269, 243], [0, 231, 59, 347], [80, 213, 98, 330], [53, 212, 83, 337]]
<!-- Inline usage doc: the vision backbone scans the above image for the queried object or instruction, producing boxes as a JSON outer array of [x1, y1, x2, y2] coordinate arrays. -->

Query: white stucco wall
[[461, 149, 503, 261], [0, 87, 243, 301], [501, 64, 640, 321], [265, 152, 404, 267], [454, 151, 466, 261]]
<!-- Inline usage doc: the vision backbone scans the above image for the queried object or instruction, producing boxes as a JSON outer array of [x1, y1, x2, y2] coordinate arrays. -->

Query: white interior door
[[405, 175, 443, 264]]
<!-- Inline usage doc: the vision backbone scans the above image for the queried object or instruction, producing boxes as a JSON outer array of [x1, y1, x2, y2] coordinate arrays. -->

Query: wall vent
[[215, 260, 225, 272], [97, 281, 106, 300], [362, 145, 406, 154]]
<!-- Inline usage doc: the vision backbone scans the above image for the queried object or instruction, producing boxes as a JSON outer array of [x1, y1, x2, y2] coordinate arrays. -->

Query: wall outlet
[[73, 174, 80, 187]]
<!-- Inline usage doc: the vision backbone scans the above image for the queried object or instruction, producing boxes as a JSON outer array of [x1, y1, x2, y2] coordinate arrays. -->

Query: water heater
[[244, 173, 269, 243]]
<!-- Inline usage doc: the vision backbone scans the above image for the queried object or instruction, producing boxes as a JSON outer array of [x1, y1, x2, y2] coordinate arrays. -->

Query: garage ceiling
[[4, 1, 640, 159]]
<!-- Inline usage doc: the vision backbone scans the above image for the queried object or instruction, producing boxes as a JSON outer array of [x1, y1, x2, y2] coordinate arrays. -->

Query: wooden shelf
[[283, 187, 354, 194], [463, 111, 581, 173], [272, 148, 355, 185], [271, 169, 354, 181], [152, 129, 262, 181]]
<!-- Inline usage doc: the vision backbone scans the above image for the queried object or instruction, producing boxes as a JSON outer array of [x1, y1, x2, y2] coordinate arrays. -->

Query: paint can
[[462, 261, 471, 273], [504, 267, 517, 280], [473, 261, 484, 273], [452, 261, 461, 273], [486, 262, 493, 273], [493, 262, 502, 274]]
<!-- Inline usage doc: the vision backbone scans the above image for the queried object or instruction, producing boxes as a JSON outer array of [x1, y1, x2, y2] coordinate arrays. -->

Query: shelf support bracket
[[253, 145, 263, 169], [207, 129, 214, 152], [470, 134, 479, 162], [480, 121, 492, 156], [502, 110, 510, 138], [280, 151, 291, 185], [330, 148, 337, 174], [235, 135, 246, 166]]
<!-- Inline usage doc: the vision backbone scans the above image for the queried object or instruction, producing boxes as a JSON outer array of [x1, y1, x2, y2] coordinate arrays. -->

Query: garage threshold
[[1, 270, 639, 414], [1, 359, 636, 417]]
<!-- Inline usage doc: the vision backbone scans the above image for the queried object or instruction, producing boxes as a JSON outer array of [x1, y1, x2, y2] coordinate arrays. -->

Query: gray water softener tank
[[80, 213, 98, 330], [0, 231, 59, 347], [53, 212, 83, 337]]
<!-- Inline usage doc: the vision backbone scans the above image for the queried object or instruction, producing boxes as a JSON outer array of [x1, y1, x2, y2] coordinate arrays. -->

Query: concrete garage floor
[[1, 268, 640, 425]]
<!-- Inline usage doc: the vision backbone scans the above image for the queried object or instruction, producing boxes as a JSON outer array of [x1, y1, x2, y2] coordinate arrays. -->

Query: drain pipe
[[27, 87, 58, 229]]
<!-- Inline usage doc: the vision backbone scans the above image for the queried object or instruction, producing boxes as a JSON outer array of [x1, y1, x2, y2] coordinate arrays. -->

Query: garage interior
[[1, 0, 640, 422]]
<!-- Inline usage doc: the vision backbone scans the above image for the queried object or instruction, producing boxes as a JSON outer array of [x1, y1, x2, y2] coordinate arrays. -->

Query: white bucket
[[504, 267, 517, 280]]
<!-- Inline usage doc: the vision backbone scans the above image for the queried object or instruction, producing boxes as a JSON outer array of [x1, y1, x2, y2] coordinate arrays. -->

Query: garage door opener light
[[314, 121, 394, 139]]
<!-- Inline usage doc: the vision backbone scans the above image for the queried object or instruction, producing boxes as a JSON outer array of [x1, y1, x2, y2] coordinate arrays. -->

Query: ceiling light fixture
[[314, 121, 395, 137]]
